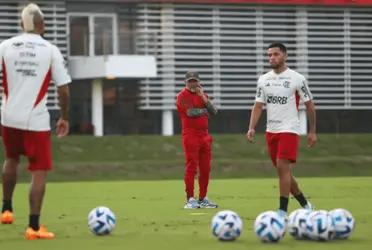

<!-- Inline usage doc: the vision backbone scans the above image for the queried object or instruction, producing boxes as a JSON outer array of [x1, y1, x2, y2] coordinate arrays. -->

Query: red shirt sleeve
[[176, 93, 186, 114]]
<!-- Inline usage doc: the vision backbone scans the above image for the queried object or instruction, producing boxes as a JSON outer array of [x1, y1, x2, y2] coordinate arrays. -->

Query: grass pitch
[[0, 177, 371, 250]]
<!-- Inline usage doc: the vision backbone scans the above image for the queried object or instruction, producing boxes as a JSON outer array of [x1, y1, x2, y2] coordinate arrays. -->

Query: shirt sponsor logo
[[283, 81, 290, 88], [25, 42, 47, 49], [16, 69, 36, 77], [19, 51, 36, 58], [301, 81, 310, 98], [267, 95, 288, 104], [268, 119, 282, 124], [12, 42, 24, 49], [256, 87, 263, 98], [14, 61, 39, 67]]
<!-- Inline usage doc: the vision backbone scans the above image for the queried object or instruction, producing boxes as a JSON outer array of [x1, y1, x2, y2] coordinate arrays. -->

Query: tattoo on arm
[[186, 108, 208, 117], [205, 100, 218, 115]]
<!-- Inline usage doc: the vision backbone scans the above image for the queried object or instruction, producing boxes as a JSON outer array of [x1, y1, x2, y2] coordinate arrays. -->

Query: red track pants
[[182, 133, 212, 200]]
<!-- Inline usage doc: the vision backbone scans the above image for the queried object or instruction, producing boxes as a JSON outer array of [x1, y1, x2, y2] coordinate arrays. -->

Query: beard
[[270, 63, 279, 69]]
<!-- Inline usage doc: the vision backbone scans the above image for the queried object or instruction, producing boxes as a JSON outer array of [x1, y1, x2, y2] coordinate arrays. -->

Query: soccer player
[[246, 43, 316, 216], [0, 3, 71, 239], [176, 71, 218, 209]]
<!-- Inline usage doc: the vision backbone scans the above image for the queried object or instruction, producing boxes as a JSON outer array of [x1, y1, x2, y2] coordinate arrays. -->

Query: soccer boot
[[184, 197, 200, 209], [25, 224, 55, 240], [303, 201, 314, 211], [277, 209, 289, 224], [1, 210, 14, 224], [198, 197, 218, 208]]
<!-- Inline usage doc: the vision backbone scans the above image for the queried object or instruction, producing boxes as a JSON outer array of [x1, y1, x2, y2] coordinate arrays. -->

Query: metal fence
[[135, 3, 372, 110]]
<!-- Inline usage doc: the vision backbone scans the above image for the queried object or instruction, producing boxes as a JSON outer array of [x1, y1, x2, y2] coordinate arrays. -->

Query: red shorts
[[1, 126, 52, 171], [266, 132, 299, 167]]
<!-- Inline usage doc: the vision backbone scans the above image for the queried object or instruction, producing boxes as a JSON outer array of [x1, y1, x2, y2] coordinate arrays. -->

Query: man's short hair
[[268, 43, 287, 54]]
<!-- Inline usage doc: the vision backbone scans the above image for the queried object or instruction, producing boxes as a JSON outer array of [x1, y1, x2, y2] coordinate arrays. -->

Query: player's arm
[[246, 79, 266, 142], [195, 85, 218, 115], [57, 85, 69, 121], [304, 100, 317, 147], [51, 45, 71, 137], [0, 41, 5, 72], [186, 108, 208, 117], [204, 99, 218, 116], [298, 77, 317, 147], [176, 94, 204, 118], [56, 84, 70, 138], [246, 101, 264, 143]]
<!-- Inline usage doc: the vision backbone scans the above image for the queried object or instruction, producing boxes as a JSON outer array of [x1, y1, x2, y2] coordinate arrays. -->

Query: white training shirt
[[0, 33, 71, 131], [255, 68, 313, 135]]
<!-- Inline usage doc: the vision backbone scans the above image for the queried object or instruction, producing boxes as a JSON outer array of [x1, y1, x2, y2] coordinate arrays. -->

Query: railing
[[135, 3, 372, 110]]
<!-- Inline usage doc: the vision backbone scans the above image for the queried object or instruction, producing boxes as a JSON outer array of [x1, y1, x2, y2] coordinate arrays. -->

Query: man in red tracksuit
[[176, 71, 218, 209]]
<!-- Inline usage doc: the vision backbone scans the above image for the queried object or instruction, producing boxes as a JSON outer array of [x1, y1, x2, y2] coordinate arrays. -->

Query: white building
[[1, 0, 372, 135]]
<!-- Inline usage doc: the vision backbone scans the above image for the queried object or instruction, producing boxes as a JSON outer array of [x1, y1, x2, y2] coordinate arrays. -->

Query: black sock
[[294, 193, 308, 207], [2, 199, 12, 212], [279, 196, 289, 212], [29, 214, 40, 231]]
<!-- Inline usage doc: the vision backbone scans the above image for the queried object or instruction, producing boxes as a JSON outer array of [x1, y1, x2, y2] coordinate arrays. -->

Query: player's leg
[[276, 133, 300, 215], [290, 169, 313, 209], [2, 158, 19, 212], [276, 158, 292, 215], [198, 134, 217, 208], [24, 130, 54, 239], [289, 171, 301, 195], [265, 132, 279, 167], [1, 126, 22, 224], [1, 158, 19, 224], [182, 135, 200, 208], [29, 170, 47, 229]]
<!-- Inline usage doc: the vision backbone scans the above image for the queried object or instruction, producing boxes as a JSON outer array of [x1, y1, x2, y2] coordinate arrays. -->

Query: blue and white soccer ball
[[254, 211, 287, 243], [306, 210, 335, 241], [211, 210, 243, 241], [288, 209, 311, 240], [329, 208, 355, 239], [88, 206, 116, 235]]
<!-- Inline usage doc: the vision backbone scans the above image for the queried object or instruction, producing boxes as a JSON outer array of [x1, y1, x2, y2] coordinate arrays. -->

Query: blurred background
[[1, 0, 372, 136]]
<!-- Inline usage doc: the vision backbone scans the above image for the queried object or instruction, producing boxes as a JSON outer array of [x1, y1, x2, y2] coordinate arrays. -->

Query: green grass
[[0, 177, 371, 249], [1, 134, 371, 181]]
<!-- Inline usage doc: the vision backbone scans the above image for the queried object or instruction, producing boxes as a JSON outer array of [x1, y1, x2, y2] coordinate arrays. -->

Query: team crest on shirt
[[283, 81, 290, 88]]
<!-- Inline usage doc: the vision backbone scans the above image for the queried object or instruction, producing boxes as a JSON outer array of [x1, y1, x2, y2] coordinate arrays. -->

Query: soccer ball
[[211, 210, 243, 241], [88, 206, 116, 235], [254, 211, 287, 242], [306, 210, 335, 241], [329, 208, 355, 239], [288, 209, 311, 239]]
